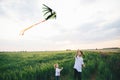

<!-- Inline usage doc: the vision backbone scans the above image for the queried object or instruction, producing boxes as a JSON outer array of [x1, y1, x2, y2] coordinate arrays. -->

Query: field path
[[91, 71, 97, 80]]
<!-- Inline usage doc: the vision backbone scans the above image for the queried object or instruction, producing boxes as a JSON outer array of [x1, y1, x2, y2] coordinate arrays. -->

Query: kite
[[20, 4, 56, 35]]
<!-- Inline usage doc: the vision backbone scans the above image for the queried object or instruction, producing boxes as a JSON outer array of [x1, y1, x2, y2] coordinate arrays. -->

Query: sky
[[0, 0, 120, 51]]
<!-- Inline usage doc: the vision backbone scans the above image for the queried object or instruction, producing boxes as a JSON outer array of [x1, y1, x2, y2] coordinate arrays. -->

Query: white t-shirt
[[74, 56, 84, 72], [55, 68, 62, 76]]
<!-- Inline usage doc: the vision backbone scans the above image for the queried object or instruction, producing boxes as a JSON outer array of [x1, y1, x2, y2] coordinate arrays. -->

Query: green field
[[0, 50, 120, 80]]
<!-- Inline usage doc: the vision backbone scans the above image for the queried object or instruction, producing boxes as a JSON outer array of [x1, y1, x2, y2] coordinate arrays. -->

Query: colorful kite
[[20, 4, 56, 35]]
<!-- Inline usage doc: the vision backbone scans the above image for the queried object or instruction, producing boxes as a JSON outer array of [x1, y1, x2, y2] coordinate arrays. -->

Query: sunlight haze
[[0, 0, 120, 51]]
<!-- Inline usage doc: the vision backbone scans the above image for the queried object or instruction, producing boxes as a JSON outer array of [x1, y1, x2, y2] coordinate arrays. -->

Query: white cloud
[[0, 0, 120, 51]]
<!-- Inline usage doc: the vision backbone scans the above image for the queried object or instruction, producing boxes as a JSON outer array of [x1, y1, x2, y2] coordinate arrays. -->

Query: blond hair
[[54, 63, 58, 68], [75, 49, 83, 57]]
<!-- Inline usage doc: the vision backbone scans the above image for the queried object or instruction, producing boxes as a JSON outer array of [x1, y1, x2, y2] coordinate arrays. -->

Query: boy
[[54, 63, 63, 80]]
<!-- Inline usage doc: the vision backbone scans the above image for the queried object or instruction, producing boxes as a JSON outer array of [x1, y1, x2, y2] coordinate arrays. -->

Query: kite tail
[[20, 20, 46, 36]]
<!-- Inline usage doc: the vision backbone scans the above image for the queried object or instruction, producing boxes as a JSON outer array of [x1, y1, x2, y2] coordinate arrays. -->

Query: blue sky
[[0, 0, 120, 51]]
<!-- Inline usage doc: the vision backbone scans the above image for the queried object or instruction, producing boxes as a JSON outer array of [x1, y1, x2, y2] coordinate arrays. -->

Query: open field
[[0, 49, 120, 80]]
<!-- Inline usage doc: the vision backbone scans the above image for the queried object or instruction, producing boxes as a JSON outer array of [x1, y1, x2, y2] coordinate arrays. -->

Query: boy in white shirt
[[73, 49, 85, 80], [54, 63, 63, 80]]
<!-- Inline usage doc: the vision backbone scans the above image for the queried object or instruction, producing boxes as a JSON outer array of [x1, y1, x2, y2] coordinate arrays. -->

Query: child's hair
[[54, 63, 58, 68], [75, 49, 83, 57]]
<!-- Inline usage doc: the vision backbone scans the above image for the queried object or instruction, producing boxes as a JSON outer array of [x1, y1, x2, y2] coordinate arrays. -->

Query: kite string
[[20, 20, 46, 35]]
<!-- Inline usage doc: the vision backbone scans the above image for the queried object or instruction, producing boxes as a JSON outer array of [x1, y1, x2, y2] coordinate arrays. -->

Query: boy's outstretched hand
[[61, 67, 63, 70]]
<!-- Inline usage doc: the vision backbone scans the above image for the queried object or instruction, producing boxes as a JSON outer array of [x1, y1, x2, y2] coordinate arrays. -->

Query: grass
[[0, 50, 120, 80]]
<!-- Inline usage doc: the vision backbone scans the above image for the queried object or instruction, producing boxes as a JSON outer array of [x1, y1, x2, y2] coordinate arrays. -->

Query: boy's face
[[56, 64, 59, 68]]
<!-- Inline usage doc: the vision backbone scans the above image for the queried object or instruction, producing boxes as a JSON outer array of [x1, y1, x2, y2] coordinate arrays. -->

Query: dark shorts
[[74, 69, 82, 80], [55, 76, 60, 80]]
